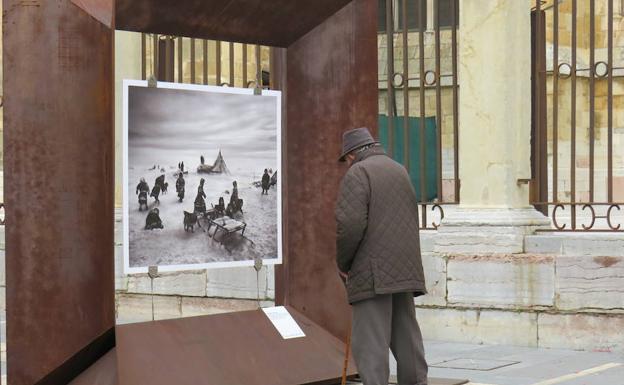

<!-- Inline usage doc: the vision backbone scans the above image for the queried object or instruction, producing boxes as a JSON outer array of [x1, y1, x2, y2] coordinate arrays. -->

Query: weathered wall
[[414, 230, 624, 352]]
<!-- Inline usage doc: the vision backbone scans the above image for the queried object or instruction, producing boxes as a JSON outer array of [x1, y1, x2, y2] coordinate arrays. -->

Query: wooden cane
[[341, 318, 352, 385]]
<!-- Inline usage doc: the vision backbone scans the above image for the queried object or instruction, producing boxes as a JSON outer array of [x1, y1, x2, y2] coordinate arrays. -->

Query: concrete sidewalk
[[385, 340, 624, 385]]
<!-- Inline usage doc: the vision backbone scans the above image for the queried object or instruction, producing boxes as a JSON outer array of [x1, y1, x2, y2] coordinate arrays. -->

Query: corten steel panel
[[114, 0, 354, 48], [280, 0, 379, 340], [115, 307, 356, 385], [270, 47, 288, 306], [3, 0, 115, 384], [72, 0, 114, 27], [69, 349, 118, 385]]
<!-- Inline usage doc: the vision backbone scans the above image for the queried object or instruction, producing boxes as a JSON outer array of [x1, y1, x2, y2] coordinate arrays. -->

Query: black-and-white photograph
[[123, 80, 282, 273]]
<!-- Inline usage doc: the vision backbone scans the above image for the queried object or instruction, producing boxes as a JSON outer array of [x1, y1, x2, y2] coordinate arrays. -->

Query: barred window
[[378, 0, 427, 33]]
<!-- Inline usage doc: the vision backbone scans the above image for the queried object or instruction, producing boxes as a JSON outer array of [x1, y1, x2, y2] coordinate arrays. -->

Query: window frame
[[433, 0, 459, 30]]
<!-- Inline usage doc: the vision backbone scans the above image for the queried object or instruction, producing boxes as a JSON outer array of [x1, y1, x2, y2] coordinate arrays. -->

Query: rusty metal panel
[[114, 0, 354, 48], [115, 307, 356, 384], [69, 349, 118, 385], [3, 0, 115, 383], [280, 0, 378, 341], [71, 0, 113, 28]]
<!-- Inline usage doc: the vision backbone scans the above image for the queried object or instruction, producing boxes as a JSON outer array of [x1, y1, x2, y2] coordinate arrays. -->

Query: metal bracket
[[148, 266, 159, 321], [0, 202, 5, 226], [147, 75, 157, 88], [254, 257, 263, 308], [517, 178, 532, 186], [254, 257, 263, 272]]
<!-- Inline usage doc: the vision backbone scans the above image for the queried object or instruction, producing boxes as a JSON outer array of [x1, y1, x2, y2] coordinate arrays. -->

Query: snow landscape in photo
[[124, 82, 281, 272]]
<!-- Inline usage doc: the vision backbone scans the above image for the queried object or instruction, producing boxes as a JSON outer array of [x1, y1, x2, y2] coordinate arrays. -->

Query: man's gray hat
[[339, 127, 379, 162]]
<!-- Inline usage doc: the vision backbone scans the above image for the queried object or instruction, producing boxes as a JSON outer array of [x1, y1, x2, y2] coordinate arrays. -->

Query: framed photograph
[[123, 80, 282, 274]]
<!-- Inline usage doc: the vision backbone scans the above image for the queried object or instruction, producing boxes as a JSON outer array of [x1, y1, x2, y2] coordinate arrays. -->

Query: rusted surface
[[3, 0, 115, 383], [281, 0, 378, 341], [270, 47, 288, 306], [115, 307, 356, 384], [71, 0, 113, 27], [69, 348, 118, 385], [115, 0, 354, 48]]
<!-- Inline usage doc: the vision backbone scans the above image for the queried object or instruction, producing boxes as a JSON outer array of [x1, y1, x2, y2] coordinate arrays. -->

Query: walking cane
[[341, 318, 352, 385]]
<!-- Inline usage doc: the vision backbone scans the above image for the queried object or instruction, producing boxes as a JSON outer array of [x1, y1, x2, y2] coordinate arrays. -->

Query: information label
[[262, 306, 306, 339]]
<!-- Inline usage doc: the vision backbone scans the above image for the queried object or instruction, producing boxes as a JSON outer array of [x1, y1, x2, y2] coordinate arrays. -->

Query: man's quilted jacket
[[335, 145, 426, 304]]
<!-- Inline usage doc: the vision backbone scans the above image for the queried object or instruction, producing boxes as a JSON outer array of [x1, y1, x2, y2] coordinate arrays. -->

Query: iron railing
[[532, 0, 624, 232], [378, 0, 459, 229], [141, 34, 271, 89]]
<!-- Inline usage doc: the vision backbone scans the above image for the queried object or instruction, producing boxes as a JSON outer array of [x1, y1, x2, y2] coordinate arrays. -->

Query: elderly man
[[335, 127, 428, 385]]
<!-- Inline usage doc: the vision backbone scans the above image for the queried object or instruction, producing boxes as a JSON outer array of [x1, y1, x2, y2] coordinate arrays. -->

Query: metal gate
[[378, 0, 460, 229], [531, 0, 624, 232]]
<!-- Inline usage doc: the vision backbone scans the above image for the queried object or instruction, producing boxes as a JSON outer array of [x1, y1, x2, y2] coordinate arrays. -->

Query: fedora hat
[[339, 127, 378, 162]]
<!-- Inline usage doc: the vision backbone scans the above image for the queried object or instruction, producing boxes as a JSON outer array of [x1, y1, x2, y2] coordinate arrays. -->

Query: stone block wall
[[1, 209, 621, 352], [415, 231, 624, 352]]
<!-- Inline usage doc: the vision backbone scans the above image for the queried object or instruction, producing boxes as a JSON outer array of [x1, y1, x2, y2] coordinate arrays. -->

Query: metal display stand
[[4, 1, 468, 384], [114, 307, 356, 385]]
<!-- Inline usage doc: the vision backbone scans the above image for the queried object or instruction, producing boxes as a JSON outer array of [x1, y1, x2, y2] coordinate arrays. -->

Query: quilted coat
[[335, 145, 426, 304]]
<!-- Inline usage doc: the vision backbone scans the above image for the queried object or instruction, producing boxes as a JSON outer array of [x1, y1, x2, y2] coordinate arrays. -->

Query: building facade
[[0, 0, 623, 352]]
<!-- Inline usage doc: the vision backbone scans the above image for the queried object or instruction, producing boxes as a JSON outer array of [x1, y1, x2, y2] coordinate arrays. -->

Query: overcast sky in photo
[[128, 86, 278, 172]]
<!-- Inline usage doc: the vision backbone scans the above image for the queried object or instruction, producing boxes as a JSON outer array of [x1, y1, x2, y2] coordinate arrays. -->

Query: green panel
[[378, 115, 438, 202]]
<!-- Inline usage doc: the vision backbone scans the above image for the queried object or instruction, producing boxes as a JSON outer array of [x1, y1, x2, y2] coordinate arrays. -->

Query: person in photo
[[136, 177, 150, 211], [176, 172, 185, 202], [194, 178, 207, 216], [145, 208, 164, 230], [150, 175, 164, 203], [230, 180, 239, 204], [215, 197, 226, 217], [228, 180, 243, 215], [261, 169, 271, 195], [335, 127, 428, 385]]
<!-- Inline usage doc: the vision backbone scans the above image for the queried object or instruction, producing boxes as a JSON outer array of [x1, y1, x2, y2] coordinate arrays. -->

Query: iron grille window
[[435, 0, 459, 29], [378, 0, 427, 32]]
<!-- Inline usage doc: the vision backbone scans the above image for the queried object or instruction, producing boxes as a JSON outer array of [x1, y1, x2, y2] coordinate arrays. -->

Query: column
[[437, 0, 550, 253]]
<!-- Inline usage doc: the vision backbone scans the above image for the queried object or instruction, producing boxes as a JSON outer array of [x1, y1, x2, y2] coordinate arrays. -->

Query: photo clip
[[147, 75, 157, 88]]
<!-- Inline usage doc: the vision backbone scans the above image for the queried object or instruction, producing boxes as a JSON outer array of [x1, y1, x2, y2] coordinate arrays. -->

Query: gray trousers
[[351, 292, 428, 385]]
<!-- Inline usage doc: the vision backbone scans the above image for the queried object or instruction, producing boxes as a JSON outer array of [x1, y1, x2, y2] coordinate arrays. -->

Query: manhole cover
[[431, 358, 520, 371]]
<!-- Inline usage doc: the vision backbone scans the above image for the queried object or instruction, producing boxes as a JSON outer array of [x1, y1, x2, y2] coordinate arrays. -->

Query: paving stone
[[524, 235, 564, 254], [446, 254, 555, 308], [127, 270, 207, 297], [415, 252, 447, 306], [415, 307, 538, 347], [206, 266, 270, 299], [420, 231, 437, 253], [560, 234, 624, 257], [116, 294, 181, 324], [180, 297, 270, 318], [538, 312, 624, 352], [556, 255, 624, 311]]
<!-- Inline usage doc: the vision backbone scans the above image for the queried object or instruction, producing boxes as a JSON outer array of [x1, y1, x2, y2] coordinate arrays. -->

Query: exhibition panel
[[4, 1, 115, 383]]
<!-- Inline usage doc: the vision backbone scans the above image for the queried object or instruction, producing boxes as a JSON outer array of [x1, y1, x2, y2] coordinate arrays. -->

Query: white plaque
[[262, 306, 306, 339]]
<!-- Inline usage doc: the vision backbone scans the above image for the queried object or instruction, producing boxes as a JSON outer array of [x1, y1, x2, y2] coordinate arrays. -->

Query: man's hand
[[338, 270, 348, 285]]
